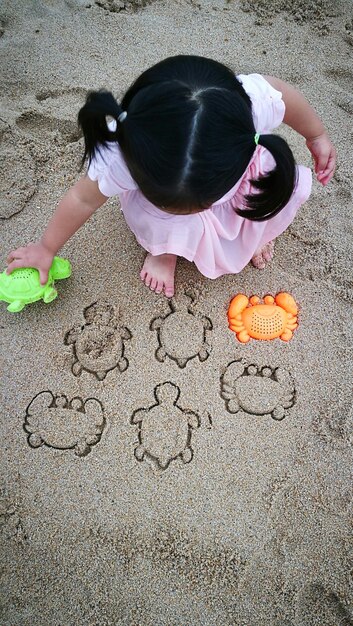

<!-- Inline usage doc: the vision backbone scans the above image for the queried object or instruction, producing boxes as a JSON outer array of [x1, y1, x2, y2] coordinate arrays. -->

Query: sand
[[0, 0, 352, 624]]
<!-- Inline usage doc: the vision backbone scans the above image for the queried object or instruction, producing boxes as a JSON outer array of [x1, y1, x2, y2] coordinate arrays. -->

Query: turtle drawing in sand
[[65, 301, 132, 380], [150, 290, 213, 368], [131, 382, 200, 470]]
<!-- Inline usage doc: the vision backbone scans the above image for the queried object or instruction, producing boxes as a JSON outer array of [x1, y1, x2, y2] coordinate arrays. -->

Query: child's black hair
[[78, 55, 297, 221]]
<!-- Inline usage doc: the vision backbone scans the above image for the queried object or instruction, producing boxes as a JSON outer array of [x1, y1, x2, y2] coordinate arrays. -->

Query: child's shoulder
[[87, 140, 137, 196], [236, 73, 281, 102], [236, 73, 285, 132]]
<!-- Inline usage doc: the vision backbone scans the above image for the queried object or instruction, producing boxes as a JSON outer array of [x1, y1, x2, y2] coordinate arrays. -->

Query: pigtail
[[237, 134, 298, 222], [78, 90, 126, 168]]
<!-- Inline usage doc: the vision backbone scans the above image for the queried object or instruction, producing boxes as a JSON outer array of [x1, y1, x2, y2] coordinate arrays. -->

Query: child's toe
[[251, 254, 264, 269], [164, 282, 174, 298], [262, 241, 274, 262], [144, 274, 152, 287], [251, 240, 275, 269]]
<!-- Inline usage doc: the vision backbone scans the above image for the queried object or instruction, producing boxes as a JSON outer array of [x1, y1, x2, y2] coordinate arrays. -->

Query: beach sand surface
[[0, 1, 352, 624]]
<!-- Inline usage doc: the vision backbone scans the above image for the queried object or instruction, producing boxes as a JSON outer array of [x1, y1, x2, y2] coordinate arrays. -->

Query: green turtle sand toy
[[0, 256, 71, 312]]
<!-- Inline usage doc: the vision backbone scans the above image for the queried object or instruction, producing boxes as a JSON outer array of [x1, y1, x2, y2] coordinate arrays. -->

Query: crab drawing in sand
[[220, 359, 296, 421], [24, 391, 105, 456]]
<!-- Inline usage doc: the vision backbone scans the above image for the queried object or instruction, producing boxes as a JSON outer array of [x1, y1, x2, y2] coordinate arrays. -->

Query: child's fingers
[[6, 258, 49, 283], [314, 157, 323, 174], [317, 168, 333, 181], [308, 137, 336, 176], [314, 152, 330, 175], [326, 151, 336, 174], [317, 152, 336, 184], [6, 247, 26, 264], [39, 270, 49, 285], [318, 171, 334, 186], [5, 258, 26, 275]]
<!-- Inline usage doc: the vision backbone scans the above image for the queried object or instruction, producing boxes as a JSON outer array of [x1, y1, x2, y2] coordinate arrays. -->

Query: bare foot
[[251, 240, 275, 269], [140, 253, 177, 297]]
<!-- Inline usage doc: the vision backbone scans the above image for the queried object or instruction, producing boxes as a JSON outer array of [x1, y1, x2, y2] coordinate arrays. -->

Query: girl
[[6, 55, 336, 297]]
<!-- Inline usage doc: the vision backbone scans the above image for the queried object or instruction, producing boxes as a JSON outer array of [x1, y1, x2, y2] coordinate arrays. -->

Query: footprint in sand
[[94, 0, 155, 12], [35, 86, 86, 103], [35, 87, 87, 125], [0, 126, 37, 219], [325, 67, 353, 114], [313, 402, 353, 449], [65, 301, 132, 380], [24, 391, 105, 457], [16, 111, 80, 144], [344, 18, 353, 47], [220, 359, 296, 420], [283, 221, 353, 303], [335, 94, 353, 115], [0, 492, 26, 544], [295, 583, 353, 626], [150, 290, 212, 368], [0, 18, 7, 37], [131, 382, 200, 470], [240, 0, 338, 34], [325, 67, 353, 91]]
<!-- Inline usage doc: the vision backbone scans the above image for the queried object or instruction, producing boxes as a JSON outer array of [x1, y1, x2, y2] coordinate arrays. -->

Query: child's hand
[[306, 132, 336, 186], [6, 242, 54, 285]]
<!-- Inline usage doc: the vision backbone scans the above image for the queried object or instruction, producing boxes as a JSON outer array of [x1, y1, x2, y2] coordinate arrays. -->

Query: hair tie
[[254, 133, 260, 145], [118, 111, 127, 123]]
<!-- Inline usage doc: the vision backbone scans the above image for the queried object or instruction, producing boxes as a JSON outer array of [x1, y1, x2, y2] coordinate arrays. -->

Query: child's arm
[[264, 76, 336, 186], [6, 176, 108, 284]]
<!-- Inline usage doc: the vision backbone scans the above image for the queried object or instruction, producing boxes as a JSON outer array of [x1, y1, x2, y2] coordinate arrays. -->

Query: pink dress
[[87, 74, 312, 279]]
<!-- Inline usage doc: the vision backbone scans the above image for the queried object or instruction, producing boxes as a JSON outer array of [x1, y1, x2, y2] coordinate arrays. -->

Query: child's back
[[6, 55, 336, 297]]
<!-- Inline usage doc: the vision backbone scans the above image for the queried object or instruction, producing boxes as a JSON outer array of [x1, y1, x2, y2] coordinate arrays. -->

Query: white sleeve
[[87, 142, 137, 197], [237, 73, 285, 132]]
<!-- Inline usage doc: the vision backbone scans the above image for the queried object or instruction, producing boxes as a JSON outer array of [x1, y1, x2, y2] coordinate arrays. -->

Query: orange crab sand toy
[[228, 293, 298, 343]]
